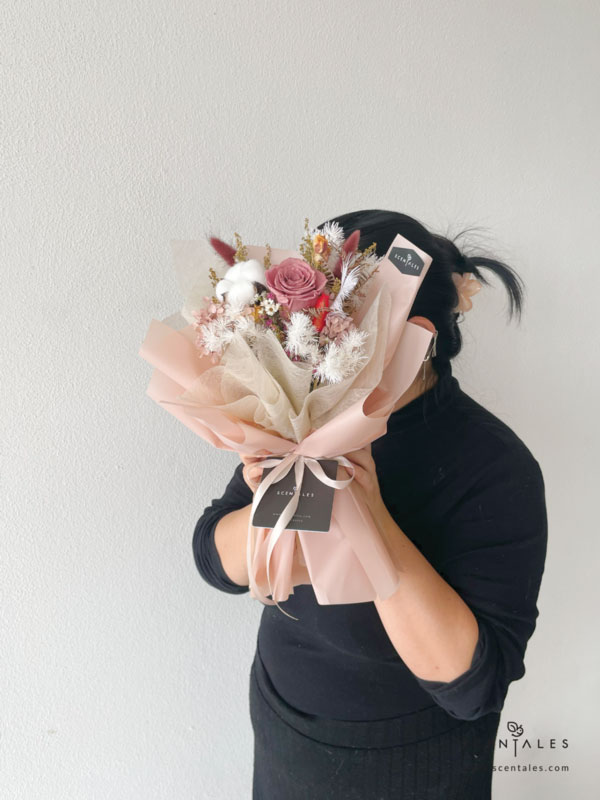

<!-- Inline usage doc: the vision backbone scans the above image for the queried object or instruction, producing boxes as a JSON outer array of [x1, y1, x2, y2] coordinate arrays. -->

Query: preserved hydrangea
[[319, 310, 356, 346]]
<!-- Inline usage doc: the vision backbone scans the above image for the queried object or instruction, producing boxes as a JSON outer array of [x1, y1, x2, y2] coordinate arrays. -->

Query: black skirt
[[249, 649, 501, 799]]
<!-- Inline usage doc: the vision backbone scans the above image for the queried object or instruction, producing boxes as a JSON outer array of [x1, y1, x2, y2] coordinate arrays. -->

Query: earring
[[422, 329, 438, 381]]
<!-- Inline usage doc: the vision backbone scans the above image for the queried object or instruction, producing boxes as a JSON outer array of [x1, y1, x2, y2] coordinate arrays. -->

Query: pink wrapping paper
[[138, 233, 434, 615]]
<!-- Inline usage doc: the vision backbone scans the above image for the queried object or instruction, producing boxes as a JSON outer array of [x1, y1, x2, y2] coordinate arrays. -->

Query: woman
[[193, 209, 548, 799]]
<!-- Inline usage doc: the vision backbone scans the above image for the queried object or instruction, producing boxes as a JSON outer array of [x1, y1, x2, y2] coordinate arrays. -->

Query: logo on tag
[[388, 247, 425, 276], [251, 459, 339, 533]]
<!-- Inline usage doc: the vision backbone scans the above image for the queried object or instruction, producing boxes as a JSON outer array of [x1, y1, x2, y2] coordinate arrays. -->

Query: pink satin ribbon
[[245, 452, 357, 620]]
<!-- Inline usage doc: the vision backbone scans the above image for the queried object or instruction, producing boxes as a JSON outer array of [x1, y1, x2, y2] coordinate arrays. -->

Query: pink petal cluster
[[318, 311, 356, 346], [265, 258, 327, 313], [191, 296, 254, 363], [192, 297, 227, 326]]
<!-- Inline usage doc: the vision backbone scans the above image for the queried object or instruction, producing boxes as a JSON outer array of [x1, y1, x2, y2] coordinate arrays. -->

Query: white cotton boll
[[237, 258, 266, 285], [223, 262, 243, 281], [215, 278, 233, 301], [226, 279, 258, 310], [216, 259, 267, 307], [222, 258, 266, 286]]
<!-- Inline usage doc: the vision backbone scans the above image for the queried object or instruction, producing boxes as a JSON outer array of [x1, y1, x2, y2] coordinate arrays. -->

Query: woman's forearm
[[372, 499, 480, 683], [214, 504, 252, 587], [213, 486, 479, 683]]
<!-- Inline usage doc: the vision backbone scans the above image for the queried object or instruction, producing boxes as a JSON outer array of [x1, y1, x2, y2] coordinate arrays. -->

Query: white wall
[[3, 1, 598, 797]]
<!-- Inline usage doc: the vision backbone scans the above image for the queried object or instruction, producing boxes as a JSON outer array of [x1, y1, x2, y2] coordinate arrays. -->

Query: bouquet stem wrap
[[138, 234, 435, 615]]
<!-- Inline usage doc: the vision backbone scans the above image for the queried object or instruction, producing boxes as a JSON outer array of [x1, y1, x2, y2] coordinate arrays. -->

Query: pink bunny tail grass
[[342, 229, 361, 256], [333, 228, 361, 278], [209, 236, 237, 265]]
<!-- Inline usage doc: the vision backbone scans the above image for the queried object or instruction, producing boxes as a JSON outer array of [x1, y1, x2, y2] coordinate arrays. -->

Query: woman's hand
[[340, 442, 389, 526], [239, 451, 271, 493], [239, 442, 390, 527]]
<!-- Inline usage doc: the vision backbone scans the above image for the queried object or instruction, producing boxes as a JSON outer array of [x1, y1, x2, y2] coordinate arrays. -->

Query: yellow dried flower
[[313, 233, 330, 257], [263, 243, 272, 269], [208, 267, 219, 288], [233, 232, 248, 262]]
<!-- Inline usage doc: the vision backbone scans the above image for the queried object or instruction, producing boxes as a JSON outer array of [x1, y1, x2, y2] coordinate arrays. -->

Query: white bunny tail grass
[[310, 220, 346, 249], [199, 315, 237, 354], [235, 314, 268, 346], [313, 328, 370, 384], [284, 311, 320, 363]]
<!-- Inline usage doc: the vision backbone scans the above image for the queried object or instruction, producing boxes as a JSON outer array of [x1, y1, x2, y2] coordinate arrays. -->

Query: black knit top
[[192, 364, 548, 722]]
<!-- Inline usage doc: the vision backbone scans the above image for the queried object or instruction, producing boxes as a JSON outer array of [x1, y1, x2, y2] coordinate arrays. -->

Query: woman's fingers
[[342, 444, 373, 469], [341, 444, 375, 490], [239, 451, 271, 491], [241, 464, 262, 492], [240, 449, 271, 464]]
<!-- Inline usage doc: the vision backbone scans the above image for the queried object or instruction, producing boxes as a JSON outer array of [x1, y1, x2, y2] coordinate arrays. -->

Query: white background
[[2, 1, 598, 797]]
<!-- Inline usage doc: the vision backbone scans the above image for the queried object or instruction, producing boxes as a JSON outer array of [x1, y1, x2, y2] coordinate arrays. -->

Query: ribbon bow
[[245, 451, 357, 620]]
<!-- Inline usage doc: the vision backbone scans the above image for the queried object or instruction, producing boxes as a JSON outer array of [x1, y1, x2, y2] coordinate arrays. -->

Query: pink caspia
[[138, 233, 435, 614]]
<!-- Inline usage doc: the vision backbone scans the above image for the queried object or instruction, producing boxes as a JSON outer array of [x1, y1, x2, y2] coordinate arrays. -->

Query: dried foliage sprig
[[233, 232, 248, 262]]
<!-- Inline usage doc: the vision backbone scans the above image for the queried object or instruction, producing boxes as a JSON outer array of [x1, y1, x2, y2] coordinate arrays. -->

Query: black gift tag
[[388, 246, 425, 277], [251, 458, 339, 532]]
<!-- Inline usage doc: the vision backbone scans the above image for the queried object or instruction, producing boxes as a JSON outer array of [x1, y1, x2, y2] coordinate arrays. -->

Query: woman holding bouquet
[[192, 210, 548, 799]]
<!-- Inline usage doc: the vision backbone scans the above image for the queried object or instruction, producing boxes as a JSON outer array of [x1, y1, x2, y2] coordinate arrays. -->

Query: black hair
[[317, 209, 525, 410]]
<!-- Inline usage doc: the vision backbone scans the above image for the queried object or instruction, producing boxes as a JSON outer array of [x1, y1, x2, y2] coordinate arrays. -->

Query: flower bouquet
[[138, 218, 436, 619]]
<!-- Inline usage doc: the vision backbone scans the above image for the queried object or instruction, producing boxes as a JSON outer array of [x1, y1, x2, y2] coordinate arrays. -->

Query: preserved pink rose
[[264, 257, 327, 312]]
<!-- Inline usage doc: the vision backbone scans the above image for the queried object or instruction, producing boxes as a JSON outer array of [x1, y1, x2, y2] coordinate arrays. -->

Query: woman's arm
[[192, 462, 253, 594], [213, 504, 252, 587], [339, 444, 481, 681], [372, 506, 481, 682], [339, 443, 481, 682], [212, 451, 269, 586], [342, 439, 548, 721]]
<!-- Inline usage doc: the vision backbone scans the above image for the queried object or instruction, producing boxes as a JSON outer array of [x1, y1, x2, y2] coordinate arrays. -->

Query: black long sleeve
[[192, 368, 548, 722], [412, 445, 548, 720], [192, 462, 252, 595]]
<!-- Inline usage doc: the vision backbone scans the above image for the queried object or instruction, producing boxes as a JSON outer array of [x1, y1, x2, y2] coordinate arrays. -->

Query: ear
[[209, 236, 237, 265], [407, 315, 436, 334]]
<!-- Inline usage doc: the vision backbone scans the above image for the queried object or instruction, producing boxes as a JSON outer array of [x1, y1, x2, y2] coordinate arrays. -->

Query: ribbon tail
[[246, 455, 295, 608], [303, 455, 356, 490], [264, 458, 306, 621]]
